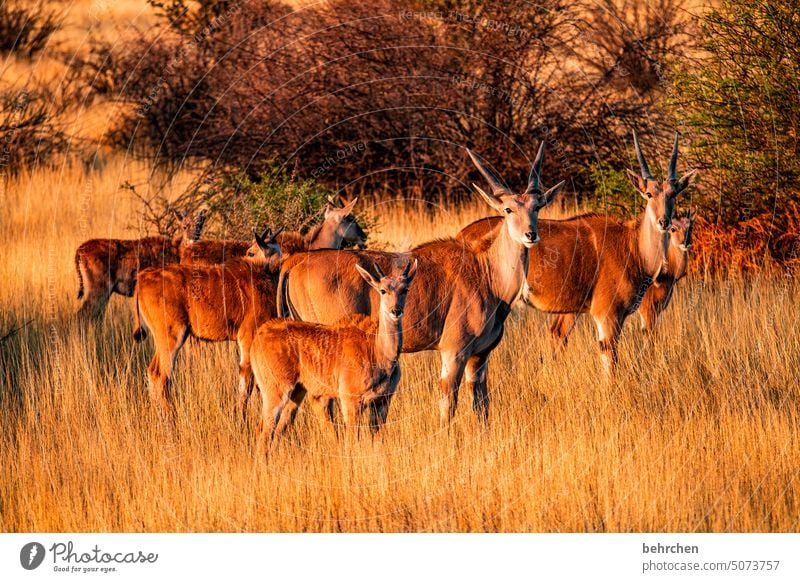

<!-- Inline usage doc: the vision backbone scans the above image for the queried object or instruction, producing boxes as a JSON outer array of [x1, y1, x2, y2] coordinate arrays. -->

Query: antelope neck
[[485, 220, 529, 305], [307, 221, 338, 250], [637, 214, 669, 279], [375, 308, 403, 366]]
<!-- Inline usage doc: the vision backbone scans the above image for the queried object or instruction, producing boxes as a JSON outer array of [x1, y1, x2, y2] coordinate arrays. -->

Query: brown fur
[[133, 242, 281, 415], [178, 239, 253, 265], [543, 215, 696, 350], [460, 213, 666, 370], [251, 264, 414, 451], [75, 211, 203, 322], [180, 198, 367, 265], [274, 231, 307, 255], [277, 144, 565, 426], [278, 239, 516, 427], [75, 236, 183, 321], [458, 133, 697, 373]]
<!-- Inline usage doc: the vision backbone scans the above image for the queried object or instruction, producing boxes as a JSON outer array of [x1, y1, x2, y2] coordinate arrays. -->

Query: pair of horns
[[370, 258, 416, 280], [172, 208, 208, 221], [633, 130, 680, 182], [467, 141, 546, 197], [254, 226, 284, 246], [327, 195, 355, 208]]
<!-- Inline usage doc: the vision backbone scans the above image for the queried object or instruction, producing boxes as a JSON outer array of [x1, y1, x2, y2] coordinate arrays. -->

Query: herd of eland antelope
[[73, 133, 698, 455]]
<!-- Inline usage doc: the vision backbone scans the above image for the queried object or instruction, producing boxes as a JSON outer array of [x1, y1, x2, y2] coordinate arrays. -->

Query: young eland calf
[[132, 228, 283, 415], [251, 260, 417, 450]]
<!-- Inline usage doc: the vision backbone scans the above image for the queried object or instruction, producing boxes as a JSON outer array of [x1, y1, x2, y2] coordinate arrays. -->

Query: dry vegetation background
[[1, 0, 799, 532]]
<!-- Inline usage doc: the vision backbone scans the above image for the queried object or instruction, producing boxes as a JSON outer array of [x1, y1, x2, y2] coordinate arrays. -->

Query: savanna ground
[[1, 0, 799, 533], [1, 159, 799, 532]]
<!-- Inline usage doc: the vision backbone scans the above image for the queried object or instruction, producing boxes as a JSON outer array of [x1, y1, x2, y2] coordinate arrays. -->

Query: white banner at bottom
[[1, 533, 797, 582]]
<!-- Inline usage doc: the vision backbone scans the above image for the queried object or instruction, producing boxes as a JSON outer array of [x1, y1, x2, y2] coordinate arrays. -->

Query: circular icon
[[20, 542, 46, 570]]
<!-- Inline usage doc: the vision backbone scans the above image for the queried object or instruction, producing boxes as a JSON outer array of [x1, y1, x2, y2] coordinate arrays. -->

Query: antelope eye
[[671, 227, 677, 233], [247, 251, 255, 257], [380, 289, 386, 295], [646, 193, 653, 199], [504, 207, 512, 214]]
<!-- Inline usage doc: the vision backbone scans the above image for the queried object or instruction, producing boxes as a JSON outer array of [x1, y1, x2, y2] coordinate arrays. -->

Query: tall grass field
[[1, 160, 798, 532]]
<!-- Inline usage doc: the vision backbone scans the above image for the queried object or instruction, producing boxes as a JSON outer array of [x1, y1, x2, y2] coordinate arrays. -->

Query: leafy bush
[[129, 165, 343, 240], [203, 168, 336, 238], [587, 162, 639, 217], [670, 0, 800, 221]]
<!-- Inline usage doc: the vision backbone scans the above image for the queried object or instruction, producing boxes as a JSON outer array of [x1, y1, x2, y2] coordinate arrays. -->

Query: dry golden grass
[[1, 157, 799, 533], [0, 0, 796, 533]]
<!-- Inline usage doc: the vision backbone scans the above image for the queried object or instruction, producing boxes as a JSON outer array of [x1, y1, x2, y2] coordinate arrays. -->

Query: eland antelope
[[251, 260, 417, 450], [74, 210, 204, 322], [547, 206, 698, 350], [459, 131, 698, 374], [132, 228, 283, 414], [277, 143, 564, 426]]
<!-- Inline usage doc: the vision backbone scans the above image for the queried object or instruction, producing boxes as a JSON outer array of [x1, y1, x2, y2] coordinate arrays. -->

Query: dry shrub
[[0, 90, 69, 177], [692, 202, 800, 278], [99, 0, 689, 200], [0, 0, 60, 58]]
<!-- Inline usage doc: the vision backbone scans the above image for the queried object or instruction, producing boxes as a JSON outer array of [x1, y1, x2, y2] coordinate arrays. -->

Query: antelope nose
[[391, 309, 403, 318], [525, 231, 539, 243], [658, 218, 671, 230]]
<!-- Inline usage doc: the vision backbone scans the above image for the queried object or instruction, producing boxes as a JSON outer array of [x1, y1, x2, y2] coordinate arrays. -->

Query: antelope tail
[[277, 267, 299, 320], [132, 287, 147, 341], [75, 252, 84, 300]]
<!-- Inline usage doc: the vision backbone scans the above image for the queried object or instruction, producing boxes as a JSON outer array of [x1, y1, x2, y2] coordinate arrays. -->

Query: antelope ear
[[626, 169, 648, 196], [342, 197, 358, 214], [254, 230, 267, 249], [676, 169, 699, 194], [355, 264, 379, 289], [472, 183, 503, 212], [404, 259, 419, 284], [541, 180, 566, 207]]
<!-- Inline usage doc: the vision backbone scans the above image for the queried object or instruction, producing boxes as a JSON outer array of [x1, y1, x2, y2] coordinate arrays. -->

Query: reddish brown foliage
[[691, 202, 800, 278]]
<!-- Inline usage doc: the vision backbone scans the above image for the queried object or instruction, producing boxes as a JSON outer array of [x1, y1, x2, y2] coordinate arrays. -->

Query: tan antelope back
[[178, 209, 254, 266]]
